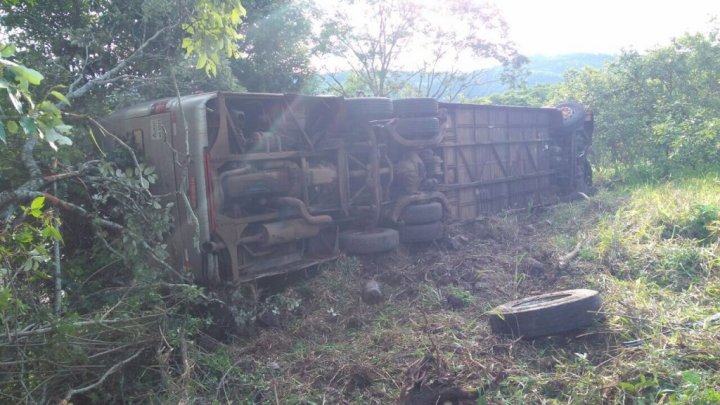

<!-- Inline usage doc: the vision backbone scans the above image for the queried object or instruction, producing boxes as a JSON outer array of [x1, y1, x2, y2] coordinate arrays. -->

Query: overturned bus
[[103, 93, 593, 285]]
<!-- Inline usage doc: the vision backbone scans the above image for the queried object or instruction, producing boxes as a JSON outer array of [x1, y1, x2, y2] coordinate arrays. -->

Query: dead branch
[[61, 349, 143, 403], [2, 314, 163, 341], [558, 239, 584, 271], [214, 347, 256, 400], [0, 158, 99, 213]]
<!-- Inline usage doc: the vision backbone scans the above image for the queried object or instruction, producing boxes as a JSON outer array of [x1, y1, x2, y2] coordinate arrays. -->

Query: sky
[[497, 0, 719, 55], [311, 0, 720, 72]]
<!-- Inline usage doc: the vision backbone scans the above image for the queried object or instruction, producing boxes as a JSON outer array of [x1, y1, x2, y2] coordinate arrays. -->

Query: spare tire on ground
[[340, 227, 399, 255], [488, 289, 601, 338]]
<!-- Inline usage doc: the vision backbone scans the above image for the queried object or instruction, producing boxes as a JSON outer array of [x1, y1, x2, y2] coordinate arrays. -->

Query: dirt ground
[[210, 209, 614, 404]]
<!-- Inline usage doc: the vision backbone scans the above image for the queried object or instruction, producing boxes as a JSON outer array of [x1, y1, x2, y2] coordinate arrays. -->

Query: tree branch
[[32, 191, 187, 281], [21, 136, 41, 178], [3, 315, 162, 341], [65, 23, 177, 101], [62, 349, 144, 403]]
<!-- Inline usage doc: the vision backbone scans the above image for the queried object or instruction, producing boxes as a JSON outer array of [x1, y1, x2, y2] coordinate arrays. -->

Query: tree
[[316, 0, 526, 100], [554, 30, 720, 173], [0, 0, 246, 111], [0, 1, 248, 401], [479, 83, 558, 107], [231, 0, 317, 92]]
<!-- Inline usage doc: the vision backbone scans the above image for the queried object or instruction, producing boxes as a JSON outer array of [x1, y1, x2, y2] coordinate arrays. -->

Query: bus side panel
[[440, 104, 558, 221]]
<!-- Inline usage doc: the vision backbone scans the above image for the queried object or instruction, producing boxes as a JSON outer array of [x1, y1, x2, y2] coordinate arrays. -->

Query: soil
[[212, 212, 609, 404]]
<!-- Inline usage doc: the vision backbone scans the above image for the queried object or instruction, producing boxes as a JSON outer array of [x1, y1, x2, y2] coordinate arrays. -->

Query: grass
[[189, 173, 720, 404], [540, 174, 720, 403]]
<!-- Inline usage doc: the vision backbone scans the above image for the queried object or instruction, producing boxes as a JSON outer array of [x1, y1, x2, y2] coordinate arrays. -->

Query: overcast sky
[[498, 0, 719, 55]]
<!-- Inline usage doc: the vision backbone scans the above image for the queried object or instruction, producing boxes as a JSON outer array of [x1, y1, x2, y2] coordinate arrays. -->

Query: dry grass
[[194, 175, 720, 404]]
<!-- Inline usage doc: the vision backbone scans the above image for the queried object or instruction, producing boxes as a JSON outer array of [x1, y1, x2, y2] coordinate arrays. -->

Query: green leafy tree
[[0, 1, 249, 401], [0, 44, 71, 149], [555, 30, 720, 173], [231, 0, 316, 92], [479, 83, 558, 107], [0, 0, 245, 110]]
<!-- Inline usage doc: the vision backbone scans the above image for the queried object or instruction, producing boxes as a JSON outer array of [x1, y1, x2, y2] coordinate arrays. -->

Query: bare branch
[[3, 315, 163, 341], [67, 112, 148, 192], [62, 349, 144, 403], [65, 23, 177, 102]]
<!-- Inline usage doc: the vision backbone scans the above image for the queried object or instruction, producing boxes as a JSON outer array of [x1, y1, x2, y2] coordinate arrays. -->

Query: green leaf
[[6, 120, 18, 134], [19, 116, 38, 135], [0, 44, 16, 58], [196, 53, 208, 69], [50, 90, 70, 105], [31, 196, 45, 210], [0, 287, 12, 313], [8, 65, 43, 85], [619, 382, 637, 392], [16, 228, 33, 243], [54, 124, 72, 134], [44, 127, 72, 149], [0, 122, 5, 143], [41, 225, 62, 242], [38, 100, 60, 115]]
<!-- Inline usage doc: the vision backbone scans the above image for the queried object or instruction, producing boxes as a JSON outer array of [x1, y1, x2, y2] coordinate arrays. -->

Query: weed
[[658, 203, 719, 242], [335, 255, 361, 274], [418, 283, 444, 308]]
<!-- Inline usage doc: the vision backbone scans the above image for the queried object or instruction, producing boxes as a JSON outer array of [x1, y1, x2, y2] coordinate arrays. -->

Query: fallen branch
[[0, 159, 99, 213], [30, 190, 187, 281], [558, 239, 584, 271], [61, 349, 144, 403], [2, 314, 163, 341]]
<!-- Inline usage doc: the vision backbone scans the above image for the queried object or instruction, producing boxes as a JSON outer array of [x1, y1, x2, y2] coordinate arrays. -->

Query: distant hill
[[523, 53, 616, 86], [460, 53, 616, 97], [317, 53, 615, 99]]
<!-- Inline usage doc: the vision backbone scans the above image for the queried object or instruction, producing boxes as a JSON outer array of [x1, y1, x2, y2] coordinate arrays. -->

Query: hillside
[[317, 53, 615, 98], [462, 53, 615, 97]]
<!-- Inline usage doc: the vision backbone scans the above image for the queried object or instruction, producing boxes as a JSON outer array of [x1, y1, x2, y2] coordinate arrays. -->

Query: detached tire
[[340, 228, 399, 255], [488, 289, 601, 338], [393, 98, 438, 117], [395, 117, 440, 139], [401, 202, 443, 224], [555, 102, 585, 130], [400, 221, 444, 243]]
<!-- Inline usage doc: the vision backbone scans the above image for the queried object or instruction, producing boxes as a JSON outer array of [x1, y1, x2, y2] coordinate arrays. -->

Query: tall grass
[[533, 173, 720, 403]]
